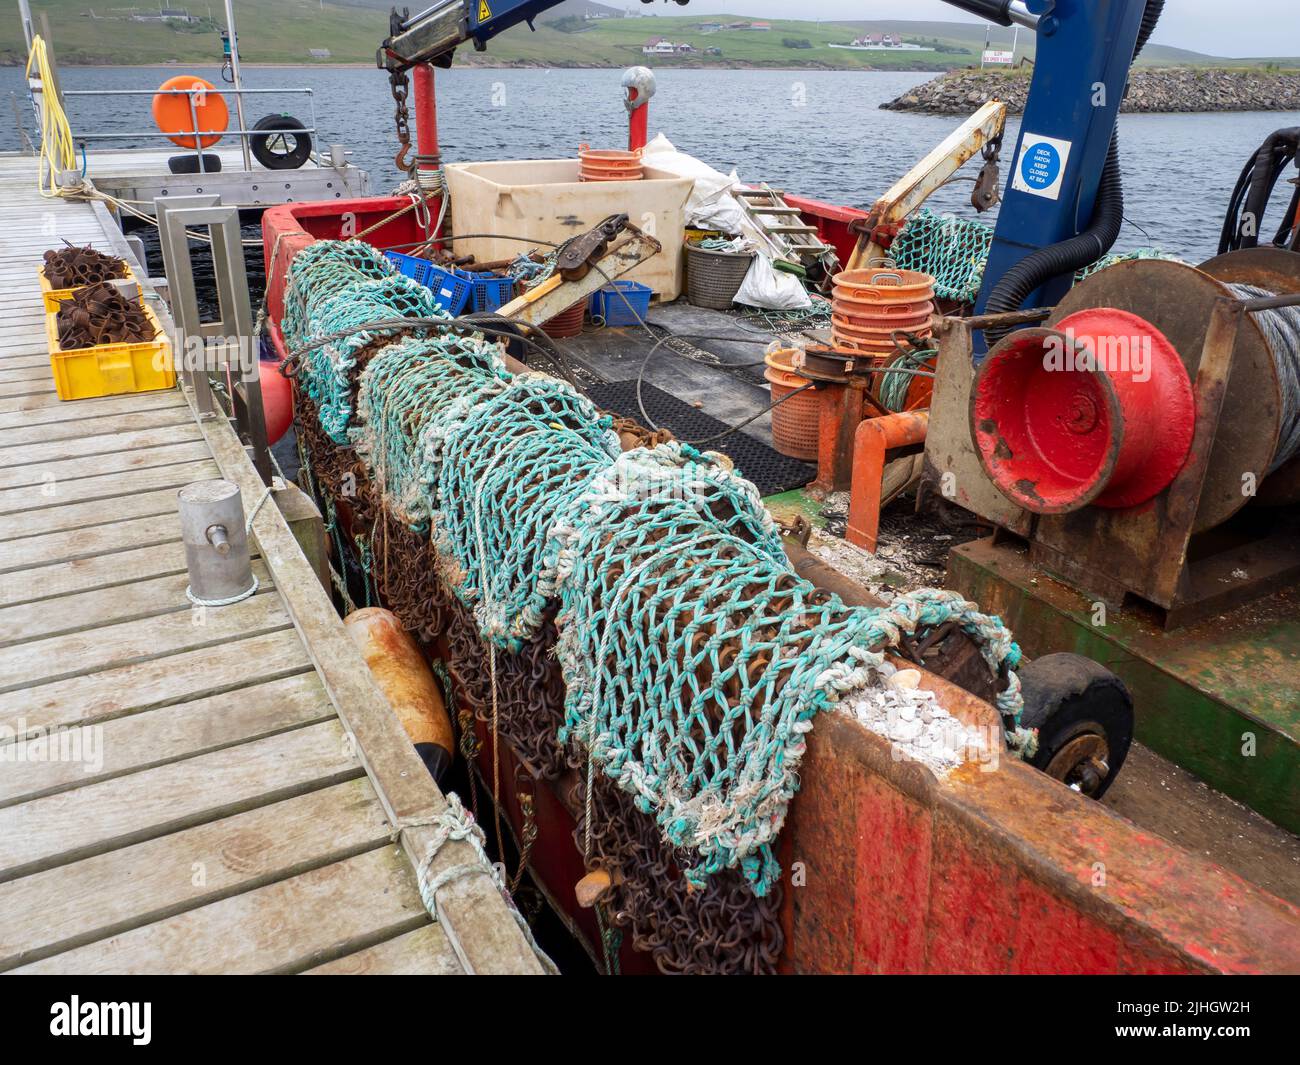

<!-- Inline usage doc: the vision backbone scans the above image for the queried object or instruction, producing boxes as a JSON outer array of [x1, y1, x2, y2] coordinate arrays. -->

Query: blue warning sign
[[1012, 132, 1073, 200], [1020, 143, 1061, 189]]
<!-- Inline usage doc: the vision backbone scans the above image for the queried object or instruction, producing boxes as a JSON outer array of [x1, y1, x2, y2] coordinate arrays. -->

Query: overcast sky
[[681, 1, 1300, 57]]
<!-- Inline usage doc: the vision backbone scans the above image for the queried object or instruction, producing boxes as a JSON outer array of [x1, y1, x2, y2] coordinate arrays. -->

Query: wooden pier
[[0, 151, 544, 975]]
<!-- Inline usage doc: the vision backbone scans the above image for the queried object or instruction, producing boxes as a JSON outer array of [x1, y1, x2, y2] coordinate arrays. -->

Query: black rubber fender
[[167, 152, 222, 174], [1017, 652, 1134, 799]]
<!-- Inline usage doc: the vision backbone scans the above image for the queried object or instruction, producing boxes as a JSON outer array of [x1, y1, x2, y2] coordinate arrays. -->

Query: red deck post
[[628, 92, 648, 152], [411, 62, 441, 172], [622, 67, 654, 154]]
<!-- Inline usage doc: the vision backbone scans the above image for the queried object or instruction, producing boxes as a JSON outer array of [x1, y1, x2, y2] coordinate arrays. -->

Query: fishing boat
[[1, 0, 1297, 978]]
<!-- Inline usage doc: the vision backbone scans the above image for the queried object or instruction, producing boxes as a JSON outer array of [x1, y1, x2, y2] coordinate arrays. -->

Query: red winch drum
[[970, 308, 1197, 513]]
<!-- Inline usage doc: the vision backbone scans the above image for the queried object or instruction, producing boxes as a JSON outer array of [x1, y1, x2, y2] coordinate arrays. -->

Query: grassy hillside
[[2, 3, 1296, 71]]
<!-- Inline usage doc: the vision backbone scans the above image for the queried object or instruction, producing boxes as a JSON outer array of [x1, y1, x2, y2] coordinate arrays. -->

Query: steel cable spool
[[1225, 283, 1300, 473]]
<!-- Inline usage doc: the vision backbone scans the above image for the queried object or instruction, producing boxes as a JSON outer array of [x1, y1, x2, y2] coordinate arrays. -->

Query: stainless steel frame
[[157, 195, 272, 484]]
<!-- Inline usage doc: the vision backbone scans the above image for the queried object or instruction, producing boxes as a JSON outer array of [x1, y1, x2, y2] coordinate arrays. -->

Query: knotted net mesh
[[286, 239, 1030, 897], [890, 207, 1181, 305]]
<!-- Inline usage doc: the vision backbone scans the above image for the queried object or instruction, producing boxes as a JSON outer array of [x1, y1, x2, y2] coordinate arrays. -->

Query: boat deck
[[0, 154, 540, 974], [551, 301, 1300, 906]]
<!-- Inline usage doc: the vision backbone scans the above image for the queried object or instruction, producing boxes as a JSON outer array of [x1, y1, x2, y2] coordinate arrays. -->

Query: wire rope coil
[[1228, 284, 1300, 472]]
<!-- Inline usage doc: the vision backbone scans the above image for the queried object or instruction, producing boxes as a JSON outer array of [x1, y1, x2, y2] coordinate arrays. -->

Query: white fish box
[[444, 159, 692, 301]]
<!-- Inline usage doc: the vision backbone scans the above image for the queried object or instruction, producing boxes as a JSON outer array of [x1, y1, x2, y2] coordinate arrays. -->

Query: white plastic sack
[[642, 133, 811, 310], [640, 133, 747, 233], [734, 255, 812, 311]]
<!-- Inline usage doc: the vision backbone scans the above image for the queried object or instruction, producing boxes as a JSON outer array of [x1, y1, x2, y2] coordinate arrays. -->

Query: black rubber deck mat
[[585, 380, 815, 498]]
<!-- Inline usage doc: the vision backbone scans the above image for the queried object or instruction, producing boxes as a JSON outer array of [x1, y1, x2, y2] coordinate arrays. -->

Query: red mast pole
[[622, 67, 655, 154], [410, 61, 445, 248], [412, 62, 441, 173], [628, 89, 648, 152]]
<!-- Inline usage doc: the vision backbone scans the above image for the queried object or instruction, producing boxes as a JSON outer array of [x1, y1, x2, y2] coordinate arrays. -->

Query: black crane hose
[[983, 0, 1165, 344], [1218, 127, 1300, 255]]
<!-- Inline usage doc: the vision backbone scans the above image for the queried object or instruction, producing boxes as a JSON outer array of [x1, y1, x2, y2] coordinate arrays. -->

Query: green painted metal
[[762, 488, 829, 528], [949, 538, 1300, 834]]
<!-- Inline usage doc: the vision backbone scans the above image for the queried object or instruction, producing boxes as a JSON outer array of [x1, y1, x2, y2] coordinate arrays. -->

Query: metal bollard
[[178, 479, 257, 606]]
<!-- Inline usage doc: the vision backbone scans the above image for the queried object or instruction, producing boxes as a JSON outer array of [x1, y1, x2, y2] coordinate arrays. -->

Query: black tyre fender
[[250, 114, 312, 171], [1016, 653, 1134, 799]]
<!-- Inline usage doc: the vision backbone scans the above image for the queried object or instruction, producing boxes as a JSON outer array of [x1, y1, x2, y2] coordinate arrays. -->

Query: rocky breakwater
[[882, 67, 1300, 114]]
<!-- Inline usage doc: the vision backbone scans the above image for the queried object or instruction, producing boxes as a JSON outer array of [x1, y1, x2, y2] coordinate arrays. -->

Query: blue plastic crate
[[589, 280, 652, 327], [384, 250, 433, 285], [464, 272, 515, 313], [384, 251, 472, 314]]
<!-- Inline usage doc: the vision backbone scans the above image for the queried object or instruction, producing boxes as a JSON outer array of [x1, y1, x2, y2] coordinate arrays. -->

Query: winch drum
[[1045, 255, 1300, 532]]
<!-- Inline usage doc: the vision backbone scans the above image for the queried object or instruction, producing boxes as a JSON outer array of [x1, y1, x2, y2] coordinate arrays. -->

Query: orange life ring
[[152, 75, 228, 150]]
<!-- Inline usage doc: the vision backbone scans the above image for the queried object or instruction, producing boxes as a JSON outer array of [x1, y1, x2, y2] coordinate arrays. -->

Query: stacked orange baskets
[[763, 345, 821, 461], [578, 143, 644, 182], [831, 268, 937, 411], [830, 268, 935, 354]]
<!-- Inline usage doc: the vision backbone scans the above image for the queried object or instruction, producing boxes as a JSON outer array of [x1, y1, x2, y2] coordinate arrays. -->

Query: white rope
[[185, 575, 259, 608], [245, 477, 285, 532], [407, 792, 560, 975]]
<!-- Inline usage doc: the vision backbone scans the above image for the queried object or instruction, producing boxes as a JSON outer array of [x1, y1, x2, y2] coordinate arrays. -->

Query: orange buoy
[[152, 75, 228, 150], [258, 359, 292, 445], [343, 607, 455, 781]]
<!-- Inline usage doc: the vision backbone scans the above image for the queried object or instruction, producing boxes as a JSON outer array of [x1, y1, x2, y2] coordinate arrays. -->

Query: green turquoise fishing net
[[891, 207, 1181, 304], [286, 239, 1030, 897]]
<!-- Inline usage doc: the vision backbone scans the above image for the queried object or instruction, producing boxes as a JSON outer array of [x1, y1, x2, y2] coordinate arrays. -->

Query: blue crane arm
[[379, 0, 606, 70], [938, 1, 1152, 348]]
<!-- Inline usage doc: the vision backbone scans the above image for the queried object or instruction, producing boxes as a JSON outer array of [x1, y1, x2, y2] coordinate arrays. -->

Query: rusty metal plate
[[1050, 260, 1280, 532], [922, 321, 1034, 535], [1197, 248, 1300, 508]]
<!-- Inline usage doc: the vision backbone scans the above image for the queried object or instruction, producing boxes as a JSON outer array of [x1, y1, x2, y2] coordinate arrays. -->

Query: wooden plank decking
[[0, 152, 543, 974]]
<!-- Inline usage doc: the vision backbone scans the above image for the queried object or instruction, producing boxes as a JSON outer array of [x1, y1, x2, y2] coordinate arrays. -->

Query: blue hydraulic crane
[[938, 2, 1165, 352], [377, 0, 683, 71]]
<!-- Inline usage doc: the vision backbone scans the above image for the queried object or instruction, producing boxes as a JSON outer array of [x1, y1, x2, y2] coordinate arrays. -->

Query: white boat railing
[[59, 87, 320, 175]]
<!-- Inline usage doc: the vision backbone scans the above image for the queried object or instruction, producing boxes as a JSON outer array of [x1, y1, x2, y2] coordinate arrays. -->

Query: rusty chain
[[389, 66, 414, 177]]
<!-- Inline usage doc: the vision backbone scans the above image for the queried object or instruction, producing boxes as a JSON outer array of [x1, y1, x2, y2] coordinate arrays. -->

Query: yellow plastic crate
[[45, 301, 175, 402], [38, 262, 139, 313]]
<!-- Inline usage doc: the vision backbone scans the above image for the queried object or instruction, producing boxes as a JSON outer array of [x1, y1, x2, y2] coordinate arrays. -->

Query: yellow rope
[[26, 37, 76, 198]]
